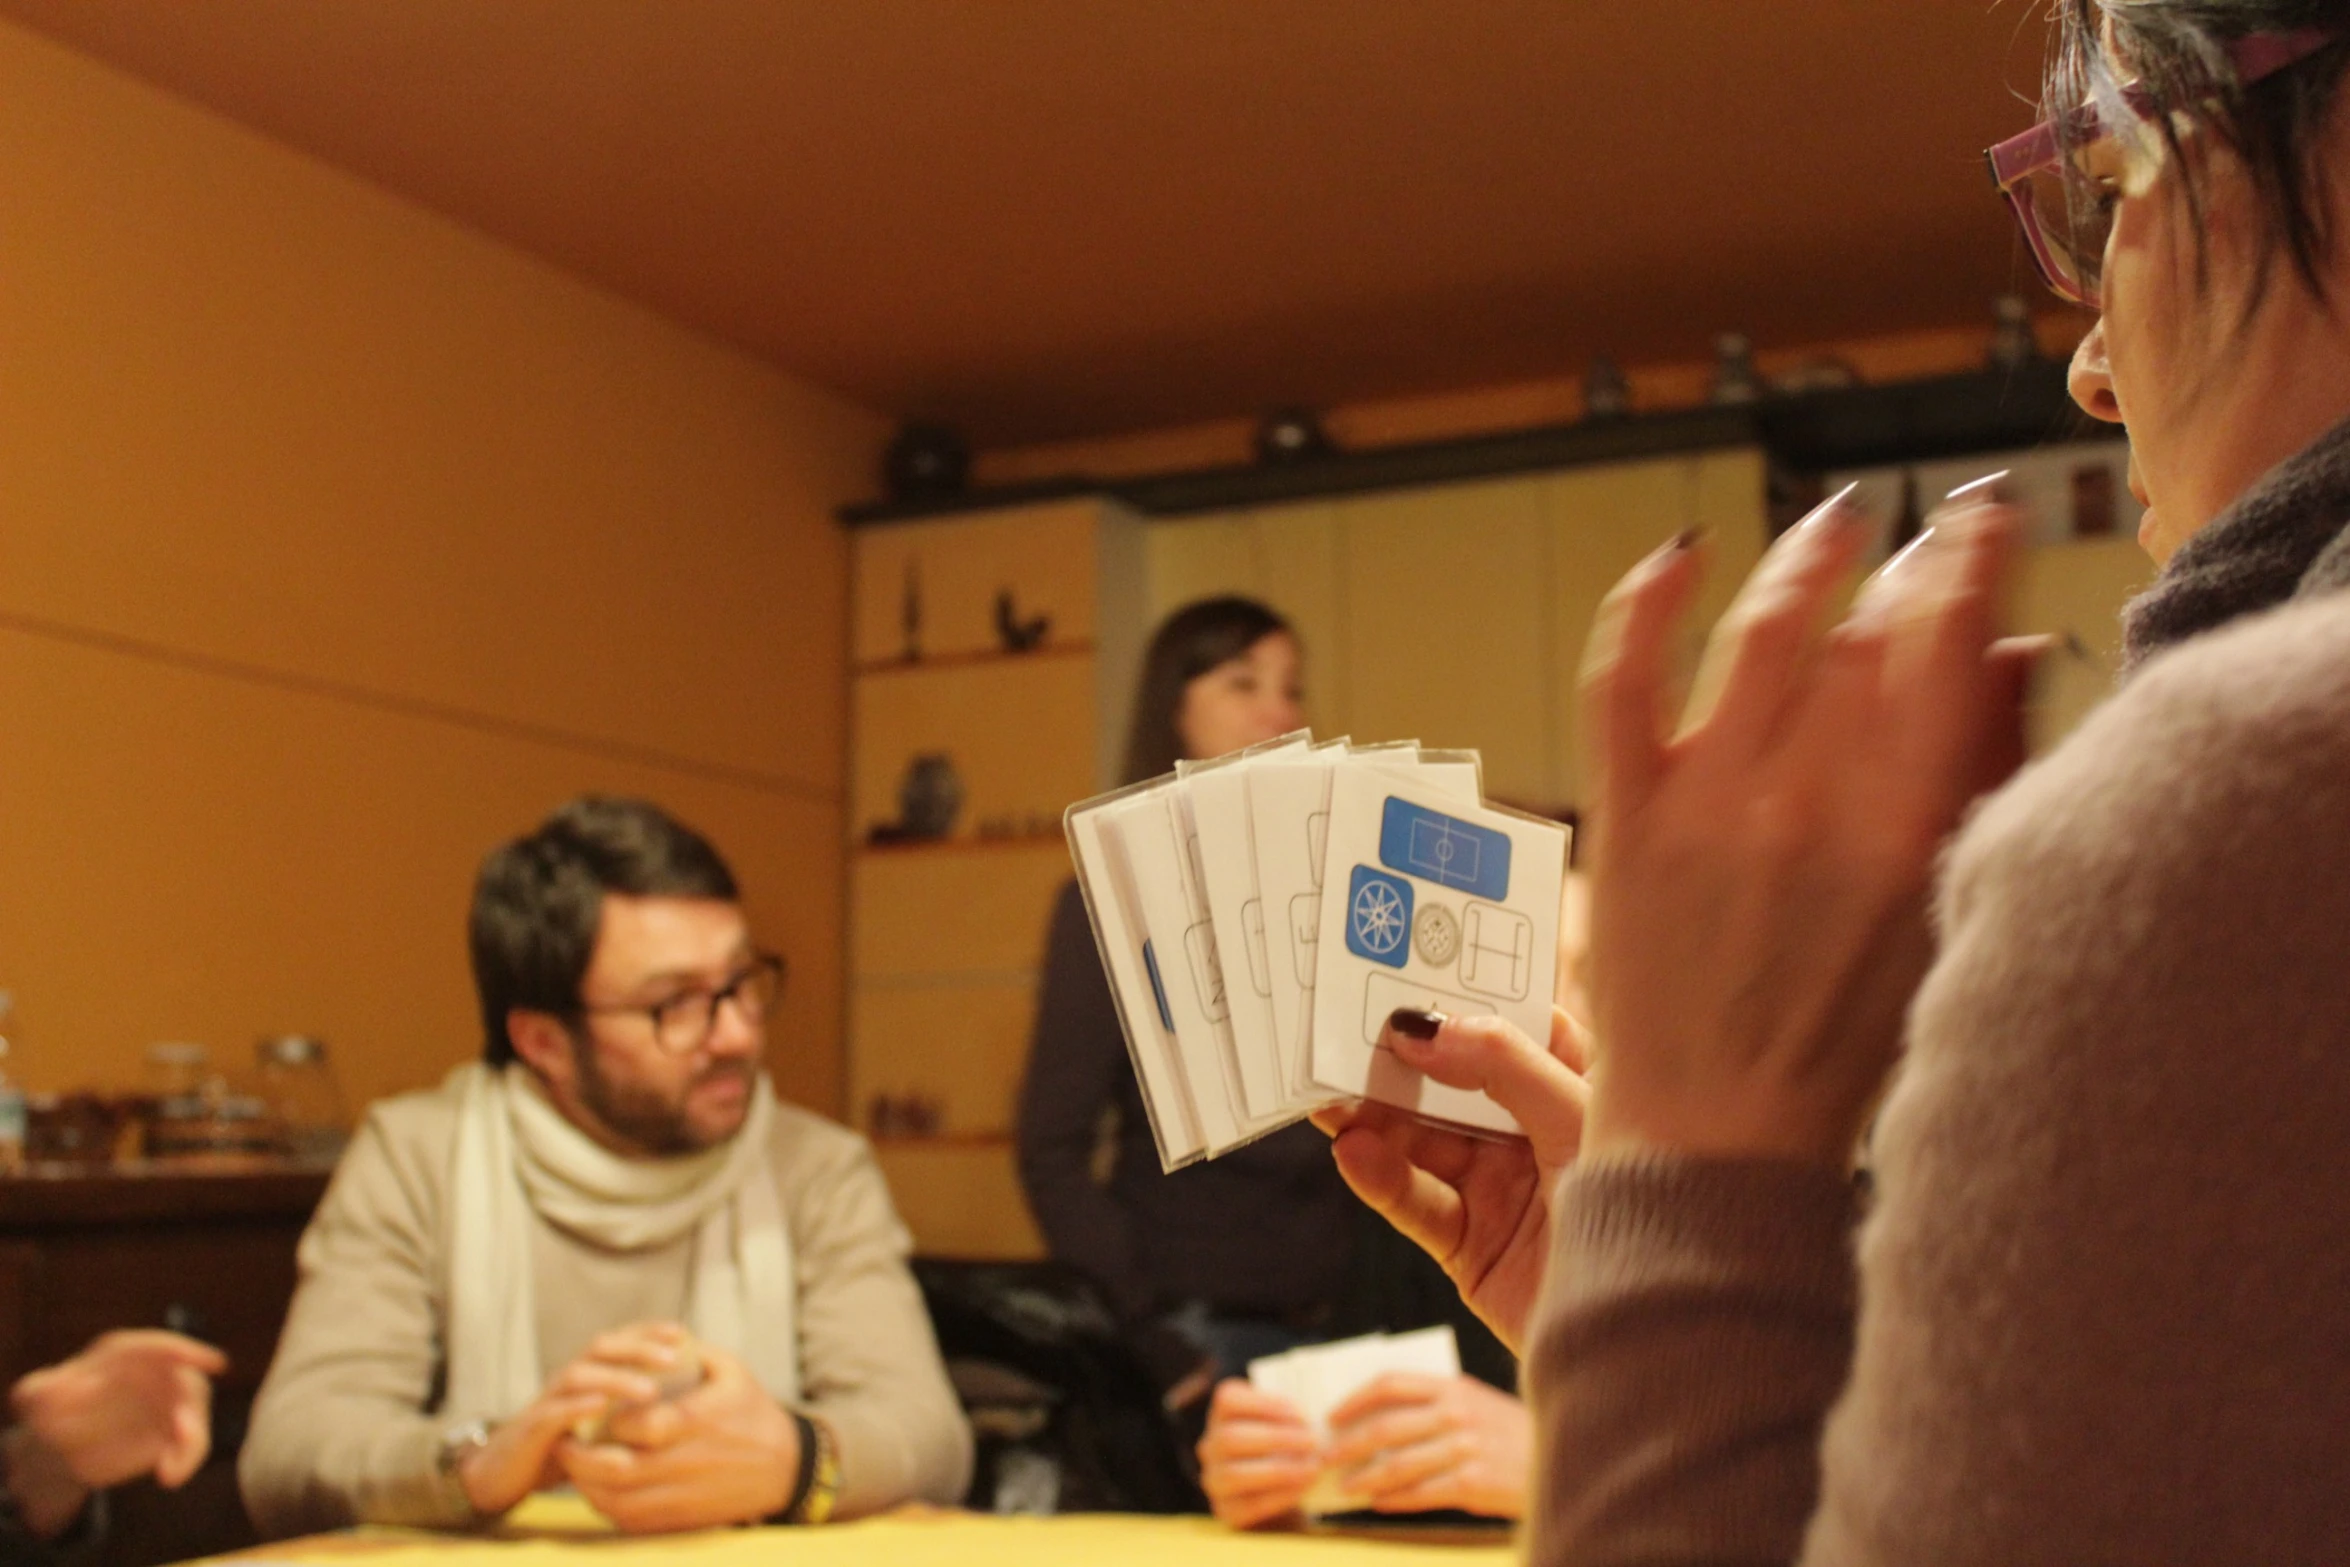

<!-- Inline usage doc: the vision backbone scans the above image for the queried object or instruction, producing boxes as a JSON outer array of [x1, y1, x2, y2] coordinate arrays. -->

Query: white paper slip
[[1065, 788, 1205, 1167], [1248, 1326, 1463, 1516], [1165, 772, 1292, 1141], [1184, 738, 1312, 1124], [1308, 766, 1566, 1135], [1068, 790, 1204, 1163], [1246, 750, 1350, 1115], [1256, 748, 1484, 1112], [1395, 747, 1483, 803], [1109, 789, 1252, 1154]]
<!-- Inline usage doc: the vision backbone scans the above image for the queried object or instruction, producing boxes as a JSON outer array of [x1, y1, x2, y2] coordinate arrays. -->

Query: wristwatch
[[434, 1419, 493, 1479]]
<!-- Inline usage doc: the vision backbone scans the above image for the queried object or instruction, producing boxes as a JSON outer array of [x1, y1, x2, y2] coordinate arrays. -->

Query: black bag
[[913, 1258, 1202, 1515]]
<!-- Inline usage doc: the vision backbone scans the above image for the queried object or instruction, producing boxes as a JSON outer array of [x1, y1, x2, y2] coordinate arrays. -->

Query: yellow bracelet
[[793, 1416, 840, 1525]]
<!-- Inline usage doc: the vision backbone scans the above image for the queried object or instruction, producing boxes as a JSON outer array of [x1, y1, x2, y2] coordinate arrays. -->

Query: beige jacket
[[240, 1071, 971, 1538]]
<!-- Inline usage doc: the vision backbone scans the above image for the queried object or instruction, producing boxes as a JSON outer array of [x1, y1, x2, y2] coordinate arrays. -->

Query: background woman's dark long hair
[[1121, 596, 1294, 784]]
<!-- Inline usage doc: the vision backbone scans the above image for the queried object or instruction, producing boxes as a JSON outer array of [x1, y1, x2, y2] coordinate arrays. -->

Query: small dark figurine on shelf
[[1583, 354, 1631, 420], [1709, 332, 1763, 405], [899, 753, 964, 839], [995, 588, 1051, 653], [901, 558, 923, 663], [865, 753, 964, 845]]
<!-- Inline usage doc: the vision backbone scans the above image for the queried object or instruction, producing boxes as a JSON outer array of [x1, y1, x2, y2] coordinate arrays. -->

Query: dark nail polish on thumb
[[1386, 1007, 1445, 1041]]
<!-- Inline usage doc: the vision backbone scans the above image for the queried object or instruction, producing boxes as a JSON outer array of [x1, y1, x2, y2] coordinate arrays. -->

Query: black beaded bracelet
[[770, 1411, 819, 1525]]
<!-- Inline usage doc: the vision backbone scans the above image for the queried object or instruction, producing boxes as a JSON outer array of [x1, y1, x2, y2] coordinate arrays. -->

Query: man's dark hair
[[469, 796, 739, 1066], [2053, 1, 2350, 310]]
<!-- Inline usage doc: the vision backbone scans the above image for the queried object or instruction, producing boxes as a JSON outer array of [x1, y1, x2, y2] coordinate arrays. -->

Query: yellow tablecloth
[[212, 1495, 1514, 1566]]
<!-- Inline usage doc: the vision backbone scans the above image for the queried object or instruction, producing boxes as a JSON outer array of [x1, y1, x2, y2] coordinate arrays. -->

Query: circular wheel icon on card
[[1413, 904, 1460, 967], [1345, 866, 1414, 968]]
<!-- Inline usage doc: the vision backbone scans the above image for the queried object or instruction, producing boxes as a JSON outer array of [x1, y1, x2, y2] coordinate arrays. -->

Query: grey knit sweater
[[1528, 415, 2350, 1565]]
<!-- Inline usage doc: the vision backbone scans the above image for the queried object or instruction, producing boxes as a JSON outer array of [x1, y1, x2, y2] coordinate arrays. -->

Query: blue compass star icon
[[1344, 865, 1414, 969]]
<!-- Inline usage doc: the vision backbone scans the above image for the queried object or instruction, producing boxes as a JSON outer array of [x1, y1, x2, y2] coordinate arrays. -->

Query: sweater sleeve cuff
[[356, 1423, 483, 1530], [1551, 1153, 1862, 1318]]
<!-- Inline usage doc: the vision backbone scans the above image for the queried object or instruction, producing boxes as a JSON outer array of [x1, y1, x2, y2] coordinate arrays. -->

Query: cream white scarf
[[441, 1062, 797, 1422]]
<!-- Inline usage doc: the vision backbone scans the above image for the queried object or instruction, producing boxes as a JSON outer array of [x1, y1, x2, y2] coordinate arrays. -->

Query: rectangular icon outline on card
[[1378, 798, 1512, 900], [1289, 892, 1321, 985], [1241, 899, 1272, 997], [1183, 922, 1228, 1021], [1459, 900, 1534, 1001], [1361, 970, 1480, 1046]]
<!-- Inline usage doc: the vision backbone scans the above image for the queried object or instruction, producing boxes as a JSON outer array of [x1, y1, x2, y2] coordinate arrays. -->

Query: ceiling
[[0, 1, 2060, 446]]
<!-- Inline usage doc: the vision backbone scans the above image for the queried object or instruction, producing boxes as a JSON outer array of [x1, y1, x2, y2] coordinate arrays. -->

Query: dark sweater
[[1016, 881, 1354, 1328], [1528, 413, 2350, 1564]]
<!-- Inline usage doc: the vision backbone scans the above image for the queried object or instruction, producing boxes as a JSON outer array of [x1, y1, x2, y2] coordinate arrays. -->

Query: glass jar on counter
[[124, 1040, 215, 1162], [143, 1040, 211, 1099], [254, 1035, 348, 1165], [144, 1079, 284, 1167]]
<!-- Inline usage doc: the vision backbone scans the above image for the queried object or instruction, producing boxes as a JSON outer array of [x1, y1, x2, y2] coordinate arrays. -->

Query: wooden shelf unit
[[850, 641, 1095, 677], [847, 499, 1144, 1261]]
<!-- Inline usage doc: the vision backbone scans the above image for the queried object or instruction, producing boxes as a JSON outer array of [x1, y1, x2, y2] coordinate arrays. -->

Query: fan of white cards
[[1065, 733, 1570, 1171]]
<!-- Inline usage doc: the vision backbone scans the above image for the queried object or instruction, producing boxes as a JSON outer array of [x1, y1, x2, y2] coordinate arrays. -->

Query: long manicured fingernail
[[1386, 1007, 1444, 1041], [1794, 481, 1863, 535], [1874, 525, 1937, 584], [1847, 526, 1937, 629], [1646, 529, 1696, 565], [1946, 470, 2013, 507]]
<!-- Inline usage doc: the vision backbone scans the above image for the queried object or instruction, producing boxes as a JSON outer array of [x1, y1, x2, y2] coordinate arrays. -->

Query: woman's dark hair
[[1120, 596, 1295, 784], [469, 795, 739, 1066], [2052, 1, 2350, 305]]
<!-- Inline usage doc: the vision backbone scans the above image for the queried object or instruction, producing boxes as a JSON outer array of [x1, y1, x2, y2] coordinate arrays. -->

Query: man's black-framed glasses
[[576, 951, 786, 1054]]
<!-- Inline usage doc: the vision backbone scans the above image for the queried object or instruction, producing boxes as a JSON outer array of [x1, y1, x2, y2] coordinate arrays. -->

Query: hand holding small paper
[[1197, 1380, 1320, 1530], [1325, 1371, 1529, 1519]]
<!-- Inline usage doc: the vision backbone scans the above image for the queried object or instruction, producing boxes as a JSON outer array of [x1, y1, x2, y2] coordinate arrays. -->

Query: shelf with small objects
[[846, 498, 1148, 1259]]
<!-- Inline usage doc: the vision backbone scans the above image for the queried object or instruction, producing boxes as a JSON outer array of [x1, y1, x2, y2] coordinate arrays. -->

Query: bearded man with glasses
[[240, 796, 969, 1539]]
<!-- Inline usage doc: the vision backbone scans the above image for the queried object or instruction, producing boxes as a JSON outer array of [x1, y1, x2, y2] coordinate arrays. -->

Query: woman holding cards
[[1330, 7, 2350, 1561]]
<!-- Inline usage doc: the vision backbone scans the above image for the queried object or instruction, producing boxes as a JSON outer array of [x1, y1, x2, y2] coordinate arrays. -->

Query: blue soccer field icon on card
[[1378, 798, 1511, 899], [1345, 866, 1414, 968]]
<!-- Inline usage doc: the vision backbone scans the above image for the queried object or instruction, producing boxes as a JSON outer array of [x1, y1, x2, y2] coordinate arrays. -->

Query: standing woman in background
[[1017, 598, 1353, 1395]]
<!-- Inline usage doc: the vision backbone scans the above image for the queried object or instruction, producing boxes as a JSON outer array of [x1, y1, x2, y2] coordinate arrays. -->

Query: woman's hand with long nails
[[1578, 488, 2031, 1168], [1314, 1005, 1589, 1355]]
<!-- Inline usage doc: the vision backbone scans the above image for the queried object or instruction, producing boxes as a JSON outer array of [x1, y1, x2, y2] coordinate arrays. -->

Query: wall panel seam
[[0, 606, 842, 804]]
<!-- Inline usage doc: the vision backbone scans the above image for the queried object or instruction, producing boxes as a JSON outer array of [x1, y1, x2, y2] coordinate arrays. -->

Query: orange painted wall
[[0, 22, 884, 1117]]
